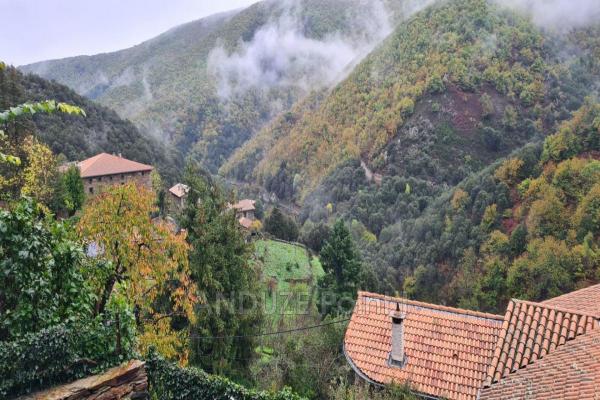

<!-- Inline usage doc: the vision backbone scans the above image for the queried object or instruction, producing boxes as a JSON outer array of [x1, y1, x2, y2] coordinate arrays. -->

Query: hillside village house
[[230, 199, 256, 229], [168, 183, 189, 210], [65, 153, 153, 195], [345, 285, 600, 399]]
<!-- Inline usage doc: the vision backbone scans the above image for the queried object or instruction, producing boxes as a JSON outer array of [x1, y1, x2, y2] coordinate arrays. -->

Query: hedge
[[0, 319, 135, 398], [145, 349, 305, 400]]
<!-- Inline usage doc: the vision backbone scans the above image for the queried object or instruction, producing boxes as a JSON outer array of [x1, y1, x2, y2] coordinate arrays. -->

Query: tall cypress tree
[[317, 220, 364, 316], [179, 162, 263, 377]]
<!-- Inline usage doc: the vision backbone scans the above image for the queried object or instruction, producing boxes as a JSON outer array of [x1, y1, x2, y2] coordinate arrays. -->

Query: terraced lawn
[[253, 239, 324, 328]]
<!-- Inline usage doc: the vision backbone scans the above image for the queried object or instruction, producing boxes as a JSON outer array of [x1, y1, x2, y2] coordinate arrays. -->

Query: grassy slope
[[253, 239, 323, 328]]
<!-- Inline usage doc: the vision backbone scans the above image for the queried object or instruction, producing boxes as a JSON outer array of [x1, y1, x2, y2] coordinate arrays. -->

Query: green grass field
[[253, 239, 324, 328]]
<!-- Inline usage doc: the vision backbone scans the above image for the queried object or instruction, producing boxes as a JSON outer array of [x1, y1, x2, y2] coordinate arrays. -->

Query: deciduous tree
[[77, 183, 194, 362]]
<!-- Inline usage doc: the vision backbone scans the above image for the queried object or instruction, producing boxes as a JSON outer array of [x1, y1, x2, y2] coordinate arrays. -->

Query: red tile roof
[[344, 292, 504, 400], [77, 153, 153, 178], [542, 283, 600, 317], [238, 217, 253, 229], [479, 328, 600, 400], [168, 183, 189, 198], [232, 199, 255, 212], [348, 285, 600, 399], [483, 299, 598, 387]]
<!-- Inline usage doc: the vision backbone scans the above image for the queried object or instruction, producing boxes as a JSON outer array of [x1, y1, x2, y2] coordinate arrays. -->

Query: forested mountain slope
[[221, 0, 600, 307], [22, 0, 406, 173], [0, 66, 180, 181], [225, 0, 600, 202], [395, 101, 600, 313]]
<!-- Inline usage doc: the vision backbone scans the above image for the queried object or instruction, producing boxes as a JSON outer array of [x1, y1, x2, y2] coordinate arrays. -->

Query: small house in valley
[[231, 199, 256, 220], [229, 199, 258, 229], [66, 153, 153, 195], [168, 183, 189, 210]]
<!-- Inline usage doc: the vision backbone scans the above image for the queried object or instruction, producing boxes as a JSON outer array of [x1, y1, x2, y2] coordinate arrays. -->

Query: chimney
[[390, 302, 407, 367]]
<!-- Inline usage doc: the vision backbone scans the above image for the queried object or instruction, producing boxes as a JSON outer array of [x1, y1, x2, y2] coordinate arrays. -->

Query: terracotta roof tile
[[542, 283, 600, 317], [479, 328, 600, 400], [168, 183, 189, 198], [483, 299, 598, 387], [344, 292, 504, 400], [238, 217, 253, 229], [77, 153, 153, 178], [232, 199, 256, 212]]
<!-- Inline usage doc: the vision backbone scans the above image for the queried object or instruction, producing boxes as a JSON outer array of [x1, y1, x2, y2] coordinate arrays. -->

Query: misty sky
[[0, 0, 258, 66]]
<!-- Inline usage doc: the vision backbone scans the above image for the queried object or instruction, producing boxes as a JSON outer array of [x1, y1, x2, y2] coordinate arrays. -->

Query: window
[[89, 187, 94, 194], [98, 177, 102, 182], [88, 178, 92, 184], [141, 171, 145, 176], [121, 174, 125, 180], [109, 176, 113, 181]]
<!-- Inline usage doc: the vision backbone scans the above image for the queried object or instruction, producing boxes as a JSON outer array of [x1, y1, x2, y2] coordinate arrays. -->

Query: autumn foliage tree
[[0, 96, 85, 202], [77, 183, 195, 362]]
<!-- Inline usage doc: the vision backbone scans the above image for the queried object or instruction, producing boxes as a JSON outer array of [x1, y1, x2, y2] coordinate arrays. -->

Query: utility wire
[[189, 317, 351, 340]]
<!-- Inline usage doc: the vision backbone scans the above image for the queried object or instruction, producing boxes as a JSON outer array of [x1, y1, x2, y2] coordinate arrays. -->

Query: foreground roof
[[484, 299, 598, 387], [344, 292, 504, 400], [347, 284, 600, 399], [77, 153, 153, 178], [169, 183, 189, 198], [480, 328, 600, 399], [542, 283, 600, 317]]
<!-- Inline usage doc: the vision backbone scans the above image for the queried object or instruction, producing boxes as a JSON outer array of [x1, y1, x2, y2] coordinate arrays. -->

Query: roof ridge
[[514, 298, 600, 319], [544, 282, 600, 297], [358, 291, 505, 321], [542, 283, 600, 303], [484, 298, 599, 387], [85, 153, 106, 171]]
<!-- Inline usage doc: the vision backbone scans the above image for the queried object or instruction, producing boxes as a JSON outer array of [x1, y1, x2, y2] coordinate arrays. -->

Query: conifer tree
[[180, 162, 263, 377], [317, 220, 364, 316]]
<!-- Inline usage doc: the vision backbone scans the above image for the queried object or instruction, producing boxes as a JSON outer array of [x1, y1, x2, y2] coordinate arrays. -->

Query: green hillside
[[225, 0, 599, 201], [21, 0, 403, 173], [390, 101, 600, 313], [0, 66, 180, 182], [14, 0, 600, 318]]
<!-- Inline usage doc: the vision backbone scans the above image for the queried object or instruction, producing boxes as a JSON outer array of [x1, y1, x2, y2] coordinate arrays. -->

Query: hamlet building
[[64, 153, 153, 195], [345, 284, 600, 399], [230, 199, 257, 229], [168, 183, 190, 210]]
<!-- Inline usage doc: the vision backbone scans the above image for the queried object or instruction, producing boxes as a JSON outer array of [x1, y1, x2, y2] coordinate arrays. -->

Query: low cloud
[[208, 0, 392, 99], [495, 0, 600, 31]]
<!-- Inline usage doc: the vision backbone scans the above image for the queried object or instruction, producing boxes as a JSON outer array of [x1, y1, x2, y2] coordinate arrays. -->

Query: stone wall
[[18, 360, 148, 400], [83, 171, 152, 196]]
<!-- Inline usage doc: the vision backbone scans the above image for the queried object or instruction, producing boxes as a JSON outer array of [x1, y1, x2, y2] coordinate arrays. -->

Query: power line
[[189, 317, 351, 340]]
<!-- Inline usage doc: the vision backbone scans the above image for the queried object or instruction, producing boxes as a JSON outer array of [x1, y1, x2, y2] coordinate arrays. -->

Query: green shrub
[[0, 317, 135, 398], [145, 349, 305, 400]]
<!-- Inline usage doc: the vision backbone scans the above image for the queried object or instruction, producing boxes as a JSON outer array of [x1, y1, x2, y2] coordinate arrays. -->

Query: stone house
[[231, 199, 256, 220], [168, 183, 189, 210], [67, 153, 153, 195]]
